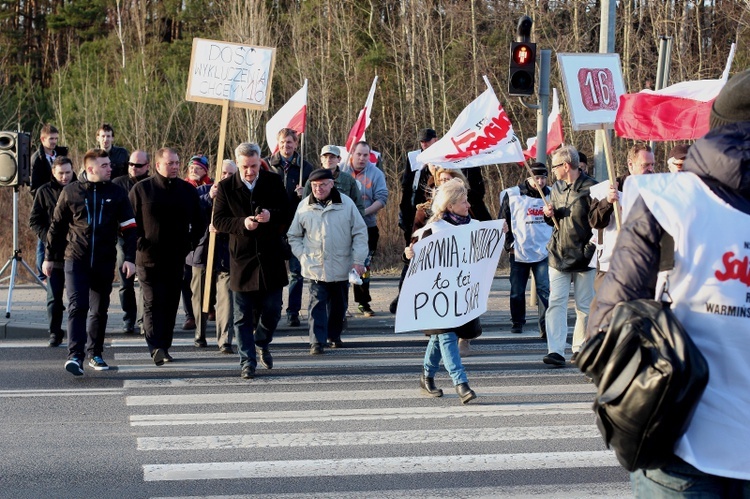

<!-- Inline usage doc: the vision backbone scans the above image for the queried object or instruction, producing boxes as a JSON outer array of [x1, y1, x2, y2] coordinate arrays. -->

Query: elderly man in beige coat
[[287, 168, 368, 355]]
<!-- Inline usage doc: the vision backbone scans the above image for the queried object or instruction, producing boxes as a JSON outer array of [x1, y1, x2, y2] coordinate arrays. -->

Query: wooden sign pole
[[600, 126, 622, 230], [202, 99, 230, 313]]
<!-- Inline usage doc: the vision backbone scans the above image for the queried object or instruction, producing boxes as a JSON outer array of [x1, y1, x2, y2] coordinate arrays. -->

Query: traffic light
[[508, 41, 536, 96]]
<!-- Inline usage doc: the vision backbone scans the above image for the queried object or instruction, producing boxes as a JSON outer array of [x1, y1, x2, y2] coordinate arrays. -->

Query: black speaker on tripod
[[0, 131, 31, 187]]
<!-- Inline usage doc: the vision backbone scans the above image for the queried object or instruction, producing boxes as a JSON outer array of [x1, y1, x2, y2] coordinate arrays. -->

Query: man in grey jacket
[[340, 141, 388, 317], [287, 168, 368, 355]]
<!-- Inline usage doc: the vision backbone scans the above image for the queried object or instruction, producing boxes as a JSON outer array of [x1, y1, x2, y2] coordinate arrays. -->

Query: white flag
[[416, 82, 525, 170], [265, 79, 308, 155]]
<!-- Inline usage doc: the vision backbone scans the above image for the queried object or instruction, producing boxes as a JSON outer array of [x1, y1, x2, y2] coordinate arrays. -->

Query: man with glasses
[[129, 148, 205, 366], [288, 168, 368, 354], [541, 145, 597, 366], [499, 162, 553, 337], [589, 143, 655, 294], [113, 150, 151, 334], [44, 149, 136, 376]]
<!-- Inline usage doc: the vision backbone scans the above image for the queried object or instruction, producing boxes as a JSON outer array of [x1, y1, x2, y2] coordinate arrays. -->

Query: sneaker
[[65, 359, 84, 376], [88, 356, 110, 371], [543, 352, 566, 367], [358, 304, 375, 317]]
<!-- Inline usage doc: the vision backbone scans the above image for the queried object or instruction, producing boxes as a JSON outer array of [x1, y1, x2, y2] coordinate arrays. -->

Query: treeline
[[0, 0, 747, 272]]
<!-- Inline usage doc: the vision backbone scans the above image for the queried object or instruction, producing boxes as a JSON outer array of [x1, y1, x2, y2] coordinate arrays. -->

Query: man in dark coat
[[44, 149, 136, 376], [112, 150, 150, 334], [29, 156, 76, 347], [214, 142, 290, 380], [129, 147, 205, 366], [95, 123, 129, 179]]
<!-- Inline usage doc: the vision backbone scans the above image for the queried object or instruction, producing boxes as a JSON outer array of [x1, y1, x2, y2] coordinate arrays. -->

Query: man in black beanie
[[588, 68, 750, 492]]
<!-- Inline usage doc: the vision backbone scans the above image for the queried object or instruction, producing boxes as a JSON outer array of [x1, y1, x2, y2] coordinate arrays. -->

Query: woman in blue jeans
[[404, 178, 478, 404]]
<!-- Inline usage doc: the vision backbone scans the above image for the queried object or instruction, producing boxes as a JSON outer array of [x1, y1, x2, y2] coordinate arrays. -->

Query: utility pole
[[594, 0, 616, 181]]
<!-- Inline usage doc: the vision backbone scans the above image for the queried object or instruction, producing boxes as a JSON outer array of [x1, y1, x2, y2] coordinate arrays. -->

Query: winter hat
[[710, 69, 750, 130]]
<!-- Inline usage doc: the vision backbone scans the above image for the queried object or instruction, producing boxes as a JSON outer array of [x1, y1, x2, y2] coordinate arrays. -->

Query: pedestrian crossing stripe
[[129, 402, 593, 426], [142, 451, 620, 481], [125, 384, 595, 406], [137, 425, 600, 451]]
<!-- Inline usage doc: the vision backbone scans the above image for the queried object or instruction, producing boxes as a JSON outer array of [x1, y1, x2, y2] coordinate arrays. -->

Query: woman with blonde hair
[[404, 178, 479, 404]]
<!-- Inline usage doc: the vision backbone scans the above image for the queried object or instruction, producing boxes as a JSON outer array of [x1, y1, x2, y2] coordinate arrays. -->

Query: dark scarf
[[443, 211, 471, 226]]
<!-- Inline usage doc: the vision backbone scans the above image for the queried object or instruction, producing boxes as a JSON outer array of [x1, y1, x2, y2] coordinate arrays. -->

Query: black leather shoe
[[389, 296, 398, 314], [241, 365, 255, 379], [327, 339, 344, 348], [164, 351, 174, 362], [152, 348, 166, 366], [48, 333, 63, 347], [257, 347, 273, 369], [420, 374, 443, 397], [194, 339, 208, 348], [455, 382, 477, 404], [310, 344, 323, 355], [219, 345, 234, 354], [543, 352, 566, 367], [287, 314, 301, 327]]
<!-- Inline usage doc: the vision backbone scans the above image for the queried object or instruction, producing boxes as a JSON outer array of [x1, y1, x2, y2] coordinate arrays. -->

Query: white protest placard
[[557, 53, 626, 131], [186, 38, 276, 110], [395, 220, 505, 333]]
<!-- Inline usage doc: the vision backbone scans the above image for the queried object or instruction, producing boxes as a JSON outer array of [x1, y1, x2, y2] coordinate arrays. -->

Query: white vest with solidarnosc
[[626, 172, 750, 479], [589, 180, 618, 272], [502, 186, 552, 263]]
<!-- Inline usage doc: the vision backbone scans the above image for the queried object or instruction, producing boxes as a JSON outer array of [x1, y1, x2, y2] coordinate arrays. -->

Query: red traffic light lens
[[513, 45, 532, 65]]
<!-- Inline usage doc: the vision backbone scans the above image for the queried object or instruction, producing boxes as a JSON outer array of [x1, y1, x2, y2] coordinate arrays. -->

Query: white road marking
[[143, 451, 620, 481], [0, 388, 123, 397], [125, 383, 594, 406], [137, 425, 600, 451], [129, 402, 592, 426]]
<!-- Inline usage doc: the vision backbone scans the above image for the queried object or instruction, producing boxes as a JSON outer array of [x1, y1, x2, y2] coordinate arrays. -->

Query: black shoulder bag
[[576, 272, 709, 472]]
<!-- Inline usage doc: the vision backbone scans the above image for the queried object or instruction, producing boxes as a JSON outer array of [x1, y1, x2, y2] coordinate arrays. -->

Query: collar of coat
[[307, 185, 342, 206]]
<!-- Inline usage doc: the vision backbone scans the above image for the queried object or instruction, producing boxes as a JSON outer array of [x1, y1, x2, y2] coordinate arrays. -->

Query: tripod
[[0, 185, 45, 318]]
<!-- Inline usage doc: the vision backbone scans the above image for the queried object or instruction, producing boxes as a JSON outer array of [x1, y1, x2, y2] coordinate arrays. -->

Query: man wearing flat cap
[[667, 144, 690, 173], [302, 145, 365, 219], [287, 168, 368, 355], [499, 162, 552, 337]]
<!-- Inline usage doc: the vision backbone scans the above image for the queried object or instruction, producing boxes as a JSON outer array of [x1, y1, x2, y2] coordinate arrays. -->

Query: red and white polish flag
[[416, 78, 525, 170], [614, 44, 736, 141], [524, 87, 564, 160], [345, 76, 378, 154], [265, 79, 308, 155]]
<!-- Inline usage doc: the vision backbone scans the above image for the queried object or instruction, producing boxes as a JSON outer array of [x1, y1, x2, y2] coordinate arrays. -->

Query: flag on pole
[[265, 79, 308, 155], [614, 44, 736, 141], [524, 88, 564, 159], [344, 76, 378, 153], [416, 79, 525, 170]]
